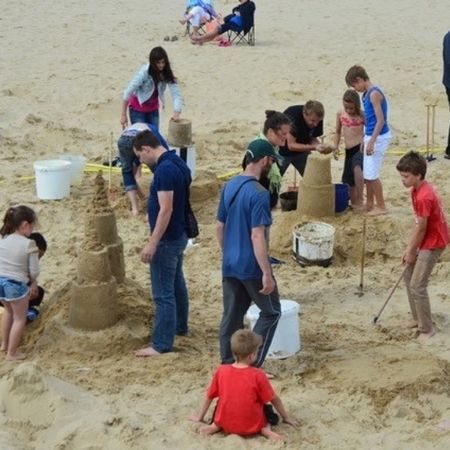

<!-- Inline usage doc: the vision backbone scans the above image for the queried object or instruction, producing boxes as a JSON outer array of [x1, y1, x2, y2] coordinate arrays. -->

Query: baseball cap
[[245, 139, 284, 164]]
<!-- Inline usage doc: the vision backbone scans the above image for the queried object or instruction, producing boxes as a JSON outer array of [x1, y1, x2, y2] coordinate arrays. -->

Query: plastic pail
[[34, 160, 72, 200], [246, 299, 301, 359], [279, 191, 298, 211], [59, 154, 87, 185], [335, 183, 349, 213], [174, 145, 197, 178], [293, 221, 335, 266]]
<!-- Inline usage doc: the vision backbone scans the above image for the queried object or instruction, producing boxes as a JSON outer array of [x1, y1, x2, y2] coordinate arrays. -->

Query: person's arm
[[140, 191, 173, 263], [189, 396, 213, 422], [120, 99, 129, 129], [334, 111, 342, 149], [216, 220, 224, 250], [121, 65, 148, 128], [365, 90, 385, 155], [271, 395, 297, 427], [28, 250, 40, 298], [167, 82, 183, 121], [251, 226, 275, 295], [403, 216, 427, 265], [285, 132, 318, 153]]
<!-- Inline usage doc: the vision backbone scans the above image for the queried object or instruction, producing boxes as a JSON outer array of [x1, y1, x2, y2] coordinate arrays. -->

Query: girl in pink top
[[334, 90, 365, 208]]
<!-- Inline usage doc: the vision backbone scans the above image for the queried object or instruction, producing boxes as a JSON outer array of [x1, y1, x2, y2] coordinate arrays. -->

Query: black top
[[232, 0, 255, 34], [279, 105, 323, 157]]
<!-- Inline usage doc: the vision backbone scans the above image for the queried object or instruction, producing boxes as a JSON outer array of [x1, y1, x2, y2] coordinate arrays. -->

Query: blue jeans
[[117, 135, 139, 191], [129, 107, 160, 130], [150, 234, 189, 353]]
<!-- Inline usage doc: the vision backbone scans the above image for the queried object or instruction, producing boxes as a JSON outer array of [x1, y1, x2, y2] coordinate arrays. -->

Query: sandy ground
[[1, 0, 450, 449]]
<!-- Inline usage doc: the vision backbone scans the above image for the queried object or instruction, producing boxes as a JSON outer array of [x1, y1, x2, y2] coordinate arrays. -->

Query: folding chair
[[226, 24, 255, 46]]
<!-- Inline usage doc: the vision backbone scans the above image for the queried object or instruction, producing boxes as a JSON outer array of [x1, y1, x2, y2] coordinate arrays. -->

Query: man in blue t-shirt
[[216, 139, 282, 368], [132, 129, 191, 357]]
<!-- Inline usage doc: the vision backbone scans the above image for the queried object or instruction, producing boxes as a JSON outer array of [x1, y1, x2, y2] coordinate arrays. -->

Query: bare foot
[[6, 352, 27, 361], [405, 319, 418, 329], [135, 346, 162, 357], [417, 329, 436, 342], [261, 426, 285, 441], [199, 423, 221, 435], [366, 207, 388, 216]]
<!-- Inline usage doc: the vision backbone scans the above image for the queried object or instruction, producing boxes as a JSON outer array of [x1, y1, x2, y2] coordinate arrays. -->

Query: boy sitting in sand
[[190, 329, 296, 441], [27, 233, 47, 319], [396, 151, 450, 341]]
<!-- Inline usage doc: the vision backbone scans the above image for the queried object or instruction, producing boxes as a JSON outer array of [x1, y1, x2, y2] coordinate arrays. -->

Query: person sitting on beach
[[191, 0, 255, 45], [27, 232, 47, 320], [0, 206, 39, 361], [334, 89, 365, 209], [190, 329, 296, 441], [118, 122, 169, 217], [180, 0, 218, 37]]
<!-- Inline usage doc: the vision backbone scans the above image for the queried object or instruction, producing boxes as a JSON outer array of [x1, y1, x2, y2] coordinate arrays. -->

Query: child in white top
[[0, 206, 39, 361], [334, 89, 365, 208]]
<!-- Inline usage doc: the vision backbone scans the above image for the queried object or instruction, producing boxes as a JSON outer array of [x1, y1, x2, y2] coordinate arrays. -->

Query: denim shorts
[[0, 277, 29, 302]]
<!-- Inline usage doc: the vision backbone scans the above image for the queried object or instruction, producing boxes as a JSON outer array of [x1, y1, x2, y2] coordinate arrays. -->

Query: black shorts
[[342, 144, 362, 186]]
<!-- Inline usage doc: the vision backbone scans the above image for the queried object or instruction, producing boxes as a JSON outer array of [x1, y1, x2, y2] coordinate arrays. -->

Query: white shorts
[[363, 131, 392, 180]]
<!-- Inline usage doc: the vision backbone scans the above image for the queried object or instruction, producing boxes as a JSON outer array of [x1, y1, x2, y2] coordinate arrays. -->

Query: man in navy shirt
[[443, 30, 450, 159], [133, 129, 191, 356], [216, 139, 281, 368]]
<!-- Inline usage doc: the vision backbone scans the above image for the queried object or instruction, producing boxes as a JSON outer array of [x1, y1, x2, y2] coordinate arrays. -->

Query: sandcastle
[[68, 173, 125, 330], [297, 153, 335, 217]]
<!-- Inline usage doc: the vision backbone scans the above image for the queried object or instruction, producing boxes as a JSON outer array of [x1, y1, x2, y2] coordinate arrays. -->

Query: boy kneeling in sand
[[190, 329, 296, 441]]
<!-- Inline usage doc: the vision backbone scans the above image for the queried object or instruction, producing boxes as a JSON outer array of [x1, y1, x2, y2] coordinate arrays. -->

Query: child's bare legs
[[1, 301, 13, 352], [5, 297, 29, 360], [352, 165, 364, 207], [261, 425, 285, 441], [199, 423, 221, 436], [366, 179, 387, 215]]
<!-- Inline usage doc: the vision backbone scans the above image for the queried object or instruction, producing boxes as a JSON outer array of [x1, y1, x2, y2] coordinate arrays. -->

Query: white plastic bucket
[[59, 154, 87, 185], [33, 159, 72, 200], [246, 299, 301, 359], [173, 145, 196, 178], [293, 221, 335, 265]]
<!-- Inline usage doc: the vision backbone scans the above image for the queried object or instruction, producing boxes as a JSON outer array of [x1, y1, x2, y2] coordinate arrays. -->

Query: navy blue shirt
[[217, 175, 272, 280], [443, 30, 450, 88], [148, 151, 191, 241]]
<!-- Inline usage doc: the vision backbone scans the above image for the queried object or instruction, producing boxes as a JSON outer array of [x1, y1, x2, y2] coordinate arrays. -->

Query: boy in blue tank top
[[345, 65, 391, 216]]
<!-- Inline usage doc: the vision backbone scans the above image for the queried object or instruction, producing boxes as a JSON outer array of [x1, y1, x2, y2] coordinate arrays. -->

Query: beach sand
[[1, 0, 450, 448]]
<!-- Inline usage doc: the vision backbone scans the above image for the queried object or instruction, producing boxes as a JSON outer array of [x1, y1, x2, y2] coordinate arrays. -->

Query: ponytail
[[0, 205, 37, 237]]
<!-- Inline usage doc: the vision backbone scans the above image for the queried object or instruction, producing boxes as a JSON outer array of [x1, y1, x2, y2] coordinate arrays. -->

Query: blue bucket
[[334, 183, 349, 213]]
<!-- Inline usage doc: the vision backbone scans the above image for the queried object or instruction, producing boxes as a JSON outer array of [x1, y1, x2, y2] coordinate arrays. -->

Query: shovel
[[356, 218, 367, 297], [372, 266, 408, 324], [107, 132, 117, 202]]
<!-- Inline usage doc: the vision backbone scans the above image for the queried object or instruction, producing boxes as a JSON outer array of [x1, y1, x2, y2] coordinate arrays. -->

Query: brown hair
[[263, 110, 291, 135], [0, 205, 37, 237], [304, 100, 324, 119], [132, 129, 160, 152], [396, 151, 427, 179], [343, 89, 363, 118], [345, 65, 369, 86], [230, 329, 262, 361]]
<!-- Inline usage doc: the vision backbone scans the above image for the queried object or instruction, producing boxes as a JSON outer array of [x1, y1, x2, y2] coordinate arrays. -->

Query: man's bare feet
[[199, 423, 221, 436], [261, 426, 285, 441], [6, 351, 26, 361], [417, 329, 436, 342], [367, 207, 388, 216], [406, 319, 418, 329], [134, 346, 162, 357]]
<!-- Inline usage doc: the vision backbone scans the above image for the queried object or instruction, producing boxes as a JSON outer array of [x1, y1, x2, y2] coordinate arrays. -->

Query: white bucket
[[293, 221, 335, 266], [33, 159, 72, 200], [59, 154, 87, 185], [246, 299, 301, 359], [173, 145, 196, 178]]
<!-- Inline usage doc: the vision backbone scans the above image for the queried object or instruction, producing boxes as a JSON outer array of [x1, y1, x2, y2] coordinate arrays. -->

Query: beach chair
[[226, 24, 255, 46]]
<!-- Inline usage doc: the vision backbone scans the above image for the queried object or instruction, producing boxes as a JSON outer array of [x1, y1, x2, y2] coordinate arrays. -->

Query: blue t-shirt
[[217, 175, 272, 280], [148, 151, 191, 241]]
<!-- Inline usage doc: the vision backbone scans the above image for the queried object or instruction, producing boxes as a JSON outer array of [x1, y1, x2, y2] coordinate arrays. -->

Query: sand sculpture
[[68, 173, 124, 330], [297, 153, 335, 217]]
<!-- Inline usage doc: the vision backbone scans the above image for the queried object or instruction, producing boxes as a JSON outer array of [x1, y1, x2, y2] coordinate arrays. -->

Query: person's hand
[[188, 413, 203, 423], [333, 147, 340, 160], [282, 416, 298, 428], [402, 249, 417, 266], [140, 241, 157, 264], [120, 114, 128, 130], [259, 272, 275, 295], [365, 139, 375, 155], [171, 111, 181, 122], [29, 281, 38, 299], [316, 144, 335, 155]]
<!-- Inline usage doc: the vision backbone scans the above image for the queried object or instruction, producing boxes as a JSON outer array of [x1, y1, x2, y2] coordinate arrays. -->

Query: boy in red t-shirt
[[396, 151, 450, 341], [190, 329, 296, 441]]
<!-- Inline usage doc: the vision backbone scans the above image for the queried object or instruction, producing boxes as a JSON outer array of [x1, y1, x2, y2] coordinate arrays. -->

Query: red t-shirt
[[411, 181, 450, 249], [207, 365, 275, 435]]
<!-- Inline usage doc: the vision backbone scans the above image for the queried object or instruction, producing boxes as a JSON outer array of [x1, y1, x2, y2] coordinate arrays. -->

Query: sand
[[1, 0, 450, 448]]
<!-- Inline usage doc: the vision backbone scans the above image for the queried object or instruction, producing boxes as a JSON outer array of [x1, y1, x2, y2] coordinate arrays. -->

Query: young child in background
[[346, 65, 391, 216], [190, 329, 296, 441], [27, 232, 47, 320], [396, 152, 450, 341], [334, 89, 365, 209], [0, 206, 39, 360]]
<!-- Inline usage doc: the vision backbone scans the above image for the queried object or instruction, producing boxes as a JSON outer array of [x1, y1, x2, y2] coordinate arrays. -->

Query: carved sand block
[[168, 118, 192, 147], [107, 239, 125, 284]]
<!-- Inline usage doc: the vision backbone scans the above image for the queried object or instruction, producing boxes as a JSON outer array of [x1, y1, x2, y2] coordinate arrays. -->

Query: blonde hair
[[230, 329, 262, 360]]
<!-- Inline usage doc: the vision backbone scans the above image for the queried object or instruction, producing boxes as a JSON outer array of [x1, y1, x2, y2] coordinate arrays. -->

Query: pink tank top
[[129, 89, 159, 113]]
